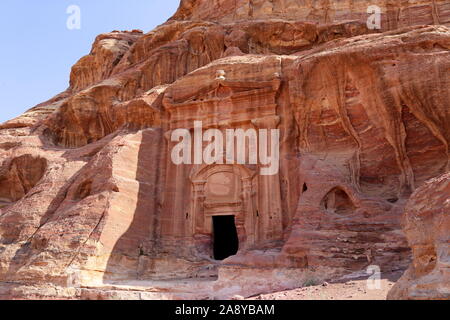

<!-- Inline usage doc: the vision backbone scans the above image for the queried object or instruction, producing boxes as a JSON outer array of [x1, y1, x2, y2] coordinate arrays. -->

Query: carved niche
[[190, 164, 257, 251]]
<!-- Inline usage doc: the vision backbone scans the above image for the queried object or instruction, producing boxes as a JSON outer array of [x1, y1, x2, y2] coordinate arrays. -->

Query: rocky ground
[[1, 270, 404, 300], [250, 271, 404, 300]]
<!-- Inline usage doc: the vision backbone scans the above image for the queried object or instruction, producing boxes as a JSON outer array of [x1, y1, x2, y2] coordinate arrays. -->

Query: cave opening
[[212, 215, 239, 261]]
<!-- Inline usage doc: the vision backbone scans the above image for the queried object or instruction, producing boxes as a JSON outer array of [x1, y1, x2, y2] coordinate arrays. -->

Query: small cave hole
[[302, 183, 308, 193], [387, 197, 399, 204], [321, 187, 356, 215]]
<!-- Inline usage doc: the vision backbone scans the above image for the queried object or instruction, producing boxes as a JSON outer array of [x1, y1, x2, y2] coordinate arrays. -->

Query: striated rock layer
[[388, 173, 450, 300], [173, 0, 450, 29], [0, 0, 449, 299]]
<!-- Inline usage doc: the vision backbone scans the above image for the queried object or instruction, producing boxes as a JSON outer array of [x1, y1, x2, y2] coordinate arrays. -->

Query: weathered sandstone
[[388, 173, 450, 300], [0, 0, 449, 299], [172, 0, 450, 29]]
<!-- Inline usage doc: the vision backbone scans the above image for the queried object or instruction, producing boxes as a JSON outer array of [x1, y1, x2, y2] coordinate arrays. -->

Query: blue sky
[[0, 0, 180, 123]]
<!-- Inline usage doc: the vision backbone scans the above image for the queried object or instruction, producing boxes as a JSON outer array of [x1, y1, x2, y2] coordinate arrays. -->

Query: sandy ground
[[248, 271, 404, 300], [0, 270, 405, 300]]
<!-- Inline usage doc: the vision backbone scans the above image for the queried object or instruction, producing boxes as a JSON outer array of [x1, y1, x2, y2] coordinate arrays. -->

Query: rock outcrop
[[0, 0, 449, 299], [388, 173, 450, 300], [172, 0, 450, 29]]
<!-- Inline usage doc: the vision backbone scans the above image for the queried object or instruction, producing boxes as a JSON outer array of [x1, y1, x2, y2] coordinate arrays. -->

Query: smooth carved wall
[[205, 171, 241, 203]]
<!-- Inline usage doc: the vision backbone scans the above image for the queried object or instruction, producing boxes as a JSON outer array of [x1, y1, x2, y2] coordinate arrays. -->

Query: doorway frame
[[189, 164, 257, 251]]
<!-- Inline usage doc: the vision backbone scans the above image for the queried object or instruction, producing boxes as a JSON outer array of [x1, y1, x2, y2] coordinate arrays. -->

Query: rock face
[[173, 0, 450, 29], [388, 173, 450, 300], [0, 0, 449, 299]]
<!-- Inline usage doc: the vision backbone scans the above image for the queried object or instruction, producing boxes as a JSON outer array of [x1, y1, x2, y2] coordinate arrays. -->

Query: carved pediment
[[164, 77, 281, 108]]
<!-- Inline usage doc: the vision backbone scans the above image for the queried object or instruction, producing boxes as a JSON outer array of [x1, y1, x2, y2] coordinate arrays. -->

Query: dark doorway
[[212, 215, 239, 260]]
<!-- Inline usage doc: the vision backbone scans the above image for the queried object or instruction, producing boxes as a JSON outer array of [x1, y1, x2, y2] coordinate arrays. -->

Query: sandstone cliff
[[388, 172, 450, 300], [0, 0, 449, 299]]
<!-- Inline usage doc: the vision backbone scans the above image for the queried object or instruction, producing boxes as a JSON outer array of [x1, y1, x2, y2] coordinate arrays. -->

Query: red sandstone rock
[[388, 173, 450, 300], [0, 0, 449, 300], [172, 0, 450, 28]]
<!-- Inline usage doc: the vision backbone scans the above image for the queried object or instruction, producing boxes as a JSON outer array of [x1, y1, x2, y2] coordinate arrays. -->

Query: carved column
[[192, 181, 206, 235], [162, 130, 191, 252], [251, 115, 283, 242], [191, 180, 211, 255], [241, 175, 255, 249]]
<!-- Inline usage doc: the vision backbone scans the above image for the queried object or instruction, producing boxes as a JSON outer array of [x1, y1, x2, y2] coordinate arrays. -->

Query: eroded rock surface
[[388, 173, 450, 300], [0, 0, 449, 299]]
